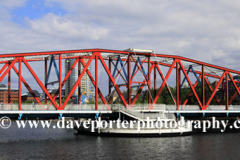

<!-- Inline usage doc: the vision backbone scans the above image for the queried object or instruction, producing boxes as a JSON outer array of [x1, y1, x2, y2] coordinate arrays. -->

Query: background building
[[213, 78, 240, 105], [50, 89, 65, 99], [65, 58, 94, 100], [42, 87, 65, 101], [21, 90, 40, 102], [0, 84, 18, 103]]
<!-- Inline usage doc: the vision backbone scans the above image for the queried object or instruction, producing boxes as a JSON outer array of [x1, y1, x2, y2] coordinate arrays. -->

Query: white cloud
[[27, 13, 108, 40], [0, 0, 27, 8]]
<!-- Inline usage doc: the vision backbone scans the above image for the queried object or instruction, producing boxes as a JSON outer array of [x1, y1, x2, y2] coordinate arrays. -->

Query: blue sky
[[11, 0, 68, 26], [1, 0, 240, 96]]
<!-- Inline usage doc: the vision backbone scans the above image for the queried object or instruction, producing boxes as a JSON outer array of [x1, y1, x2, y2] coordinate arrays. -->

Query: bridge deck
[[0, 104, 239, 119]]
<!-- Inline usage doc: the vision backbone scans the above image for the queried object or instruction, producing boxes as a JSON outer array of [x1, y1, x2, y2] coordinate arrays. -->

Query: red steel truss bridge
[[0, 48, 240, 119]]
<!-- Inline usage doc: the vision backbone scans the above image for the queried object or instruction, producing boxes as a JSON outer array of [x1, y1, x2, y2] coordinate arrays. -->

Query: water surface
[[0, 122, 239, 159]]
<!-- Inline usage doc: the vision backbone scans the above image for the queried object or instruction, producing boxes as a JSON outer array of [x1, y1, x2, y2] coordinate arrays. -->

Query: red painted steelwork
[[202, 65, 205, 107], [8, 62, 10, 104], [78, 57, 81, 105], [98, 54, 128, 107], [18, 59, 21, 110], [179, 60, 203, 109], [154, 63, 157, 99], [153, 60, 176, 104], [12, 66, 42, 105], [226, 73, 229, 110], [228, 74, 240, 105], [176, 61, 180, 110], [204, 76, 221, 105], [95, 54, 98, 110], [205, 72, 226, 108], [59, 54, 62, 107], [0, 64, 8, 76], [49, 58, 78, 105], [130, 55, 148, 81], [0, 59, 18, 84], [22, 58, 59, 108], [1, 48, 240, 76], [155, 65, 176, 104], [61, 54, 95, 109], [111, 62, 128, 84], [0, 48, 239, 111], [45, 58, 47, 105], [80, 59, 110, 110], [132, 65, 154, 106], [131, 57, 148, 80], [128, 54, 131, 106], [109, 58, 112, 104], [148, 56, 151, 105]]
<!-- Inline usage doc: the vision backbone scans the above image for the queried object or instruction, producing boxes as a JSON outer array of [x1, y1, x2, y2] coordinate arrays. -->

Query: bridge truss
[[0, 48, 240, 111]]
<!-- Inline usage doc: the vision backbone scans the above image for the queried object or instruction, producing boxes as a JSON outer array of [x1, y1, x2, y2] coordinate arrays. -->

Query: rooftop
[[0, 84, 6, 88], [21, 90, 40, 97]]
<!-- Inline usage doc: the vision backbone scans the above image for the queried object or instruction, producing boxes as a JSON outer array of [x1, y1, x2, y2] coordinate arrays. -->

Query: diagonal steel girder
[[228, 73, 240, 105], [179, 60, 203, 109], [12, 66, 42, 106], [0, 64, 8, 76], [152, 60, 176, 104], [61, 54, 95, 109], [98, 54, 128, 107], [131, 64, 155, 106], [22, 58, 59, 109], [155, 64, 176, 104], [49, 58, 79, 105], [0, 58, 18, 84], [205, 71, 226, 109], [80, 58, 111, 110]]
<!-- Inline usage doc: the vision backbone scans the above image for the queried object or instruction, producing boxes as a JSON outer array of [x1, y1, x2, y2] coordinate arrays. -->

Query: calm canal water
[[0, 122, 239, 159]]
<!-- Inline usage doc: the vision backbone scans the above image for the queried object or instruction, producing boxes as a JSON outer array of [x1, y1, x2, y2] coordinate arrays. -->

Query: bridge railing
[[112, 104, 167, 111], [111, 104, 240, 111], [64, 104, 110, 111], [166, 105, 240, 111], [207, 105, 226, 110], [228, 105, 240, 110], [0, 104, 240, 111], [0, 104, 111, 111]]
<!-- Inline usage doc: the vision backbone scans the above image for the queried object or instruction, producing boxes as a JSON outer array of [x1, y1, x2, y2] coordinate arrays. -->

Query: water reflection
[[0, 123, 239, 159]]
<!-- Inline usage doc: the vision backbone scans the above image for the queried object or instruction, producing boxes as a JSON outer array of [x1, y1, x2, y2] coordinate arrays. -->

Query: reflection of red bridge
[[1, 48, 240, 115]]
